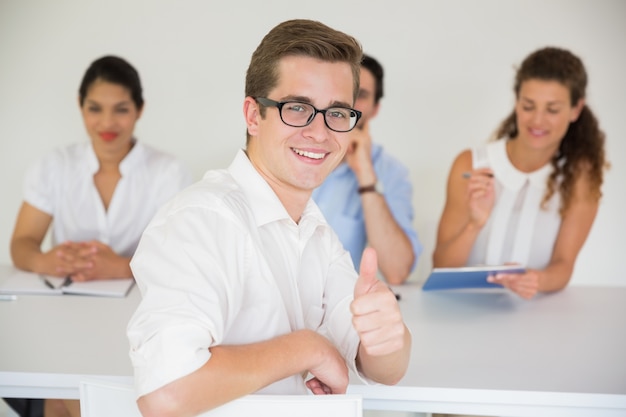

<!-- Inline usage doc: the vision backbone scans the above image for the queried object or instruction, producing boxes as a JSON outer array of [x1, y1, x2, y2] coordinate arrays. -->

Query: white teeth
[[292, 148, 325, 159]]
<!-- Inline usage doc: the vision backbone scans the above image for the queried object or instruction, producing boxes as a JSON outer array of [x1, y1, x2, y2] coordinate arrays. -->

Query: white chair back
[[79, 379, 363, 417]]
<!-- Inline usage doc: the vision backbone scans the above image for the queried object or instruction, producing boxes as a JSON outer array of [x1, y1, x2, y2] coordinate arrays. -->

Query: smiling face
[[514, 78, 583, 154], [80, 79, 142, 160], [244, 55, 355, 208]]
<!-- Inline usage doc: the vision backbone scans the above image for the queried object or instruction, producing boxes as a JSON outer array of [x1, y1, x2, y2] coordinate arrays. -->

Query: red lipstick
[[99, 132, 118, 141]]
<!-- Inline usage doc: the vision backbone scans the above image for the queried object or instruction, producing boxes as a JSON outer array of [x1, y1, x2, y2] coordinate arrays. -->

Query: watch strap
[[357, 184, 378, 194]]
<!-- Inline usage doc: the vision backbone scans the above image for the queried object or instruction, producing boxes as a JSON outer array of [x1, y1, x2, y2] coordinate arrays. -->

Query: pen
[[388, 286, 401, 301], [462, 171, 494, 179], [0, 294, 18, 301], [40, 275, 55, 289], [39, 275, 71, 289]]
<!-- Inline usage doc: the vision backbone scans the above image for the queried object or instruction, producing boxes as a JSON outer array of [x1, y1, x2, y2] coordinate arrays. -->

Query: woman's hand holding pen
[[464, 168, 496, 228]]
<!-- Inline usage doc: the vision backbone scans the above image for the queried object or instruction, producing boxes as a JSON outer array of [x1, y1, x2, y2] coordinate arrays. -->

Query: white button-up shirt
[[468, 139, 561, 269], [127, 149, 362, 397], [23, 141, 193, 257]]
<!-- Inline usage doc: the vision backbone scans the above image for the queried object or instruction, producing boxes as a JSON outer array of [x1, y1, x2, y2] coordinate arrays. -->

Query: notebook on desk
[[422, 265, 526, 291], [0, 269, 134, 298]]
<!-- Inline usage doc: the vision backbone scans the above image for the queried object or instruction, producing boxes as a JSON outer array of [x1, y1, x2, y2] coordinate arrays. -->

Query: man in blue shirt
[[313, 54, 421, 285]]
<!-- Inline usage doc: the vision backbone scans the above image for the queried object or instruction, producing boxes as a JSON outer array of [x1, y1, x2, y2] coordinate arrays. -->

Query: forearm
[[10, 237, 49, 274], [536, 260, 575, 293], [361, 192, 414, 284], [137, 330, 335, 417], [356, 324, 411, 384], [108, 255, 133, 279], [432, 221, 481, 267], [534, 184, 598, 294], [80, 241, 133, 280]]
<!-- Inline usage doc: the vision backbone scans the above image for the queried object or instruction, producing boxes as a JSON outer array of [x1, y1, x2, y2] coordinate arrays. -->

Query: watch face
[[377, 180, 384, 195]]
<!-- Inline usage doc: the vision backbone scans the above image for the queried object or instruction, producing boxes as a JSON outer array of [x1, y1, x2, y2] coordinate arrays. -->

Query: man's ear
[[570, 98, 585, 122], [243, 97, 260, 136]]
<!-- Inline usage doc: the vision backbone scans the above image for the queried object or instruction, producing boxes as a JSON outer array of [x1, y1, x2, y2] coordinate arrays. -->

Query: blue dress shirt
[[312, 143, 422, 272]]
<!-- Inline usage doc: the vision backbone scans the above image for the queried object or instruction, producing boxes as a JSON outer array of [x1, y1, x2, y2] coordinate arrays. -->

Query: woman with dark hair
[[11, 55, 192, 282], [433, 47, 607, 300], [6, 56, 192, 416]]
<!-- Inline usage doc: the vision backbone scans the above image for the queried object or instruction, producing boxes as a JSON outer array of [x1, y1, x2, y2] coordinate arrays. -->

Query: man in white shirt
[[127, 19, 411, 417]]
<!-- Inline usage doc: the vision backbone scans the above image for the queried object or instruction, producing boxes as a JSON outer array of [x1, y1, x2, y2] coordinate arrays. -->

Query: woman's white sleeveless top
[[467, 140, 562, 269]]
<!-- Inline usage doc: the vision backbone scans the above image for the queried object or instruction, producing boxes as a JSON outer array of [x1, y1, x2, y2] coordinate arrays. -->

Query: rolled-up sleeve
[[23, 155, 55, 215], [127, 203, 247, 397]]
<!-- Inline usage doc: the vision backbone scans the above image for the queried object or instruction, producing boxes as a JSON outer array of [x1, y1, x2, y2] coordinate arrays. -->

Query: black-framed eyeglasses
[[255, 97, 361, 133]]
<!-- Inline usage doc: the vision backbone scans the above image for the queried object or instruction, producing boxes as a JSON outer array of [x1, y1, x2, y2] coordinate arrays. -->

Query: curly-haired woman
[[433, 47, 608, 300]]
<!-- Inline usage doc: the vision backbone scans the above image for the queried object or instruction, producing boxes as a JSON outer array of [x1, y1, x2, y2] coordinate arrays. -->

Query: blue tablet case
[[422, 266, 526, 291]]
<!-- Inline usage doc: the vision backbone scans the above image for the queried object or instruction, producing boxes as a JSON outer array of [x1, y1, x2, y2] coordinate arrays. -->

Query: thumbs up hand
[[351, 248, 405, 357], [353, 246, 381, 298]]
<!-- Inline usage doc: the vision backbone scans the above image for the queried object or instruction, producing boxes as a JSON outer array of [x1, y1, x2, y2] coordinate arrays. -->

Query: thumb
[[354, 248, 378, 298]]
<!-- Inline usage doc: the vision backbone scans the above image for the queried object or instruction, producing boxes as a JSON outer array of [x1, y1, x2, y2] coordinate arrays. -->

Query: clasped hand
[[46, 240, 125, 281]]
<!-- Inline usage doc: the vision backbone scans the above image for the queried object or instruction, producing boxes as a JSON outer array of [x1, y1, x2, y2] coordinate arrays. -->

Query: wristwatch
[[357, 181, 383, 195]]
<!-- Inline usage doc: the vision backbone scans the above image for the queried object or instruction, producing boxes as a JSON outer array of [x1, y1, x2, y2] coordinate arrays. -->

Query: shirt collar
[[84, 138, 143, 176], [490, 139, 553, 191], [228, 149, 327, 235], [228, 149, 292, 227], [119, 139, 143, 176], [85, 142, 99, 175]]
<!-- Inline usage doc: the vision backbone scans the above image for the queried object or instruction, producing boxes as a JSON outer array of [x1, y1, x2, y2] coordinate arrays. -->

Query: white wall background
[[1, 0, 624, 286]]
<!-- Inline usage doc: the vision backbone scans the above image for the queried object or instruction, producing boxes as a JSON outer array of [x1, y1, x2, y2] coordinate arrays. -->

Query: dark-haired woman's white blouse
[[22, 140, 193, 257]]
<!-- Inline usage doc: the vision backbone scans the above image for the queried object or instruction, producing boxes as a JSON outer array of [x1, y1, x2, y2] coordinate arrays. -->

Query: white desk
[[2, 265, 625, 416], [0, 265, 135, 399], [349, 283, 626, 416]]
